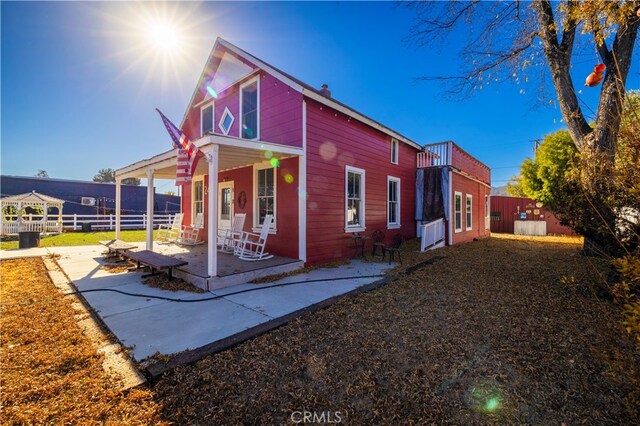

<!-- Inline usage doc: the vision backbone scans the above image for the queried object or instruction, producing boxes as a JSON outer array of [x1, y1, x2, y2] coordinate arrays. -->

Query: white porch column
[[207, 145, 219, 278], [115, 177, 122, 239], [146, 169, 154, 251], [298, 100, 307, 262]]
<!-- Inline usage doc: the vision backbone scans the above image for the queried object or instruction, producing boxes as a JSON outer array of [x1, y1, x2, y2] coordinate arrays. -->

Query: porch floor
[[152, 242, 300, 278]]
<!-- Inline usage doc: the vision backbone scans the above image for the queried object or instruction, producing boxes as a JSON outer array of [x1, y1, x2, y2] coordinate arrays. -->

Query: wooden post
[[146, 169, 154, 251], [115, 178, 122, 239], [207, 145, 219, 279]]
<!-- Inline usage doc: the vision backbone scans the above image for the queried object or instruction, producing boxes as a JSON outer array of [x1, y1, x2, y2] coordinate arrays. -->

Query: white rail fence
[[1, 213, 176, 235], [417, 142, 452, 168], [420, 218, 446, 252]]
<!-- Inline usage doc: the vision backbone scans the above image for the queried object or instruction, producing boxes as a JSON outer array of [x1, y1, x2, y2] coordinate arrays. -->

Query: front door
[[218, 181, 234, 232]]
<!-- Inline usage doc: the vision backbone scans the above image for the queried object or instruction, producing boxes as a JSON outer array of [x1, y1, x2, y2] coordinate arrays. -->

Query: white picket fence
[[1, 213, 176, 235]]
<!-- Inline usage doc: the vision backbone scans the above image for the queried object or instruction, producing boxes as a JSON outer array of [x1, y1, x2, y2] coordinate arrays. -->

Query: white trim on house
[[218, 106, 235, 135], [181, 37, 421, 151], [344, 165, 366, 232], [200, 101, 214, 136], [451, 168, 491, 189], [466, 194, 473, 231], [391, 138, 399, 165], [485, 193, 490, 230], [252, 161, 277, 233], [193, 69, 261, 109], [115, 134, 304, 180], [191, 176, 205, 225], [298, 100, 307, 262], [239, 76, 260, 140], [387, 176, 401, 229], [454, 191, 462, 233]]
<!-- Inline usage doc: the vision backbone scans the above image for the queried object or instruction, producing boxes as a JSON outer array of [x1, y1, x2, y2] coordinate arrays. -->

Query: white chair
[[157, 213, 183, 242], [234, 214, 274, 261], [218, 213, 246, 253], [178, 213, 205, 245]]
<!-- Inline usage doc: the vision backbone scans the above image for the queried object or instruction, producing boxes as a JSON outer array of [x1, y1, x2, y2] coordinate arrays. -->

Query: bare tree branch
[[536, 0, 591, 150]]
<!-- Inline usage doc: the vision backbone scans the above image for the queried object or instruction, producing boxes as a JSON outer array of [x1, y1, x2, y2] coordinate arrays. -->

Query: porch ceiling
[[116, 134, 303, 180]]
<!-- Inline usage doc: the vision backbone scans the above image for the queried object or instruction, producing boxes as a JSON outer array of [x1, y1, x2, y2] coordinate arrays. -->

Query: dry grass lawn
[[2, 235, 638, 424], [153, 235, 639, 424], [0, 258, 165, 425]]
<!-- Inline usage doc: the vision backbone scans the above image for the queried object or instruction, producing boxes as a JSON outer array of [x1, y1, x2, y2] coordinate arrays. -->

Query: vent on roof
[[320, 83, 331, 97]]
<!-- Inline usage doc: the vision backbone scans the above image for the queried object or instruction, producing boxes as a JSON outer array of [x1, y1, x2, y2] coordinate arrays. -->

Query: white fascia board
[[179, 40, 221, 129], [193, 69, 261, 109], [115, 149, 177, 178], [218, 39, 304, 93], [302, 89, 422, 151], [196, 133, 304, 157]]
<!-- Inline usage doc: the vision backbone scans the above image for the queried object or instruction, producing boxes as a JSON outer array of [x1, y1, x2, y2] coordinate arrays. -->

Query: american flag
[[156, 108, 204, 185]]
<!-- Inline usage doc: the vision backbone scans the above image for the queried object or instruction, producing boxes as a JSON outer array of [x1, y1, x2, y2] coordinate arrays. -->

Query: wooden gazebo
[[0, 191, 65, 236]]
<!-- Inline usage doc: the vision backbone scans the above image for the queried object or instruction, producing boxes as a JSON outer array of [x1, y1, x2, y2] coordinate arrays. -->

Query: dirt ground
[[152, 235, 639, 424], [2, 235, 638, 424], [0, 258, 166, 425]]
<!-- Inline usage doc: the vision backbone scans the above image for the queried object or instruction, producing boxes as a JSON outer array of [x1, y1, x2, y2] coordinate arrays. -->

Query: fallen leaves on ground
[[0, 258, 166, 425], [143, 274, 205, 293], [153, 235, 639, 424]]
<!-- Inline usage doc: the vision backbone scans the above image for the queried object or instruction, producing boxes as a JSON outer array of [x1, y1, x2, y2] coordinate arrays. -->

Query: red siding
[[451, 144, 491, 184], [489, 195, 575, 235], [306, 98, 418, 265], [179, 158, 300, 259], [450, 172, 491, 245], [181, 46, 302, 148]]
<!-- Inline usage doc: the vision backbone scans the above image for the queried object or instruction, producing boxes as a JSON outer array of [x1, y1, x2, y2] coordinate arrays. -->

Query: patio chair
[[177, 213, 205, 245], [218, 213, 246, 253], [385, 233, 403, 265], [371, 229, 386, 260], [234, 214, 274, 261], [157, 213, 183, 242]]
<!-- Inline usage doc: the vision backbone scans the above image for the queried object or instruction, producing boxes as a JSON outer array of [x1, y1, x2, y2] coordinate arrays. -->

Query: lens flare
[[206, 85, 218, 98], [264, 150, 273, 159], [484, 397, 500, 412], [269, 158, 279, 167], [284, 173, 294, 184]]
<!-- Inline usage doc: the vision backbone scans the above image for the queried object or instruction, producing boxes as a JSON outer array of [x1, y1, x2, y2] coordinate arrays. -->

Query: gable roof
[[1, 191, 65, 205], [181, 37, 422, 151]]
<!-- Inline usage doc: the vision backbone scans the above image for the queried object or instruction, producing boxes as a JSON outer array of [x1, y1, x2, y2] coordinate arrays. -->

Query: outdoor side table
[[351, 233, 370, 258]]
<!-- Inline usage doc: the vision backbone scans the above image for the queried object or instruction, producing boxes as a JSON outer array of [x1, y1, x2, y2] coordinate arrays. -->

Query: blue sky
[[2, 1, 638, 192]]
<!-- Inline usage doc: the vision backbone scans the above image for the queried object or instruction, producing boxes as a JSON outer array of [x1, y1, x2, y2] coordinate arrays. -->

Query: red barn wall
[[489, 195, 575, 235], [305, 98, 418, 265]]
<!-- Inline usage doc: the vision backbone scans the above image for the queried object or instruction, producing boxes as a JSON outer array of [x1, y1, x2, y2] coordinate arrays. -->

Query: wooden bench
[[122, 250, 188, 280], [99, 239, 137, 259]]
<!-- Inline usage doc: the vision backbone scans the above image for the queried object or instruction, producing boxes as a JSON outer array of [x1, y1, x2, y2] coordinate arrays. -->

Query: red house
[[115, 38, 490, 287]]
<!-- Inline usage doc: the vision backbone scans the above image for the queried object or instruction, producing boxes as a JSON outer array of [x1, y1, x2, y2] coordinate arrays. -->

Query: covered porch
[[115, 133, 306, 290]]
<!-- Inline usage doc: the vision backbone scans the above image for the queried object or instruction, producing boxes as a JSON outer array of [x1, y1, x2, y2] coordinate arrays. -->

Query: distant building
[[489, 195, 575, 236], [0, 175, 180, 215]]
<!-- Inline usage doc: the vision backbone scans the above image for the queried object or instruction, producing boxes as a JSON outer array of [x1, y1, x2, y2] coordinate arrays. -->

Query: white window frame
[[344, 165, 366, 232], [218, 106, 234, 135], [252, 161, 277, 233], [191, 176, 205, 224], [200, 102, 214, 136], [485, 194, 490, 230], [466, 194, 473, 231], [454, 191, 462, 233], [240, 76, 260, 140], [387, 176, 401, 229], [391, 138, 399, 165]]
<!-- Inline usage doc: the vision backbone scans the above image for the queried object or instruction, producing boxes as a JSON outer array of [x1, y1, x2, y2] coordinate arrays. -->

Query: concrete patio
[[21, 245, 393, 362]]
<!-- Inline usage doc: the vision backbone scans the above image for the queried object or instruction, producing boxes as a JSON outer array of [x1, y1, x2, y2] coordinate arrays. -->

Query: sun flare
[[148, 21, 180, 50]]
